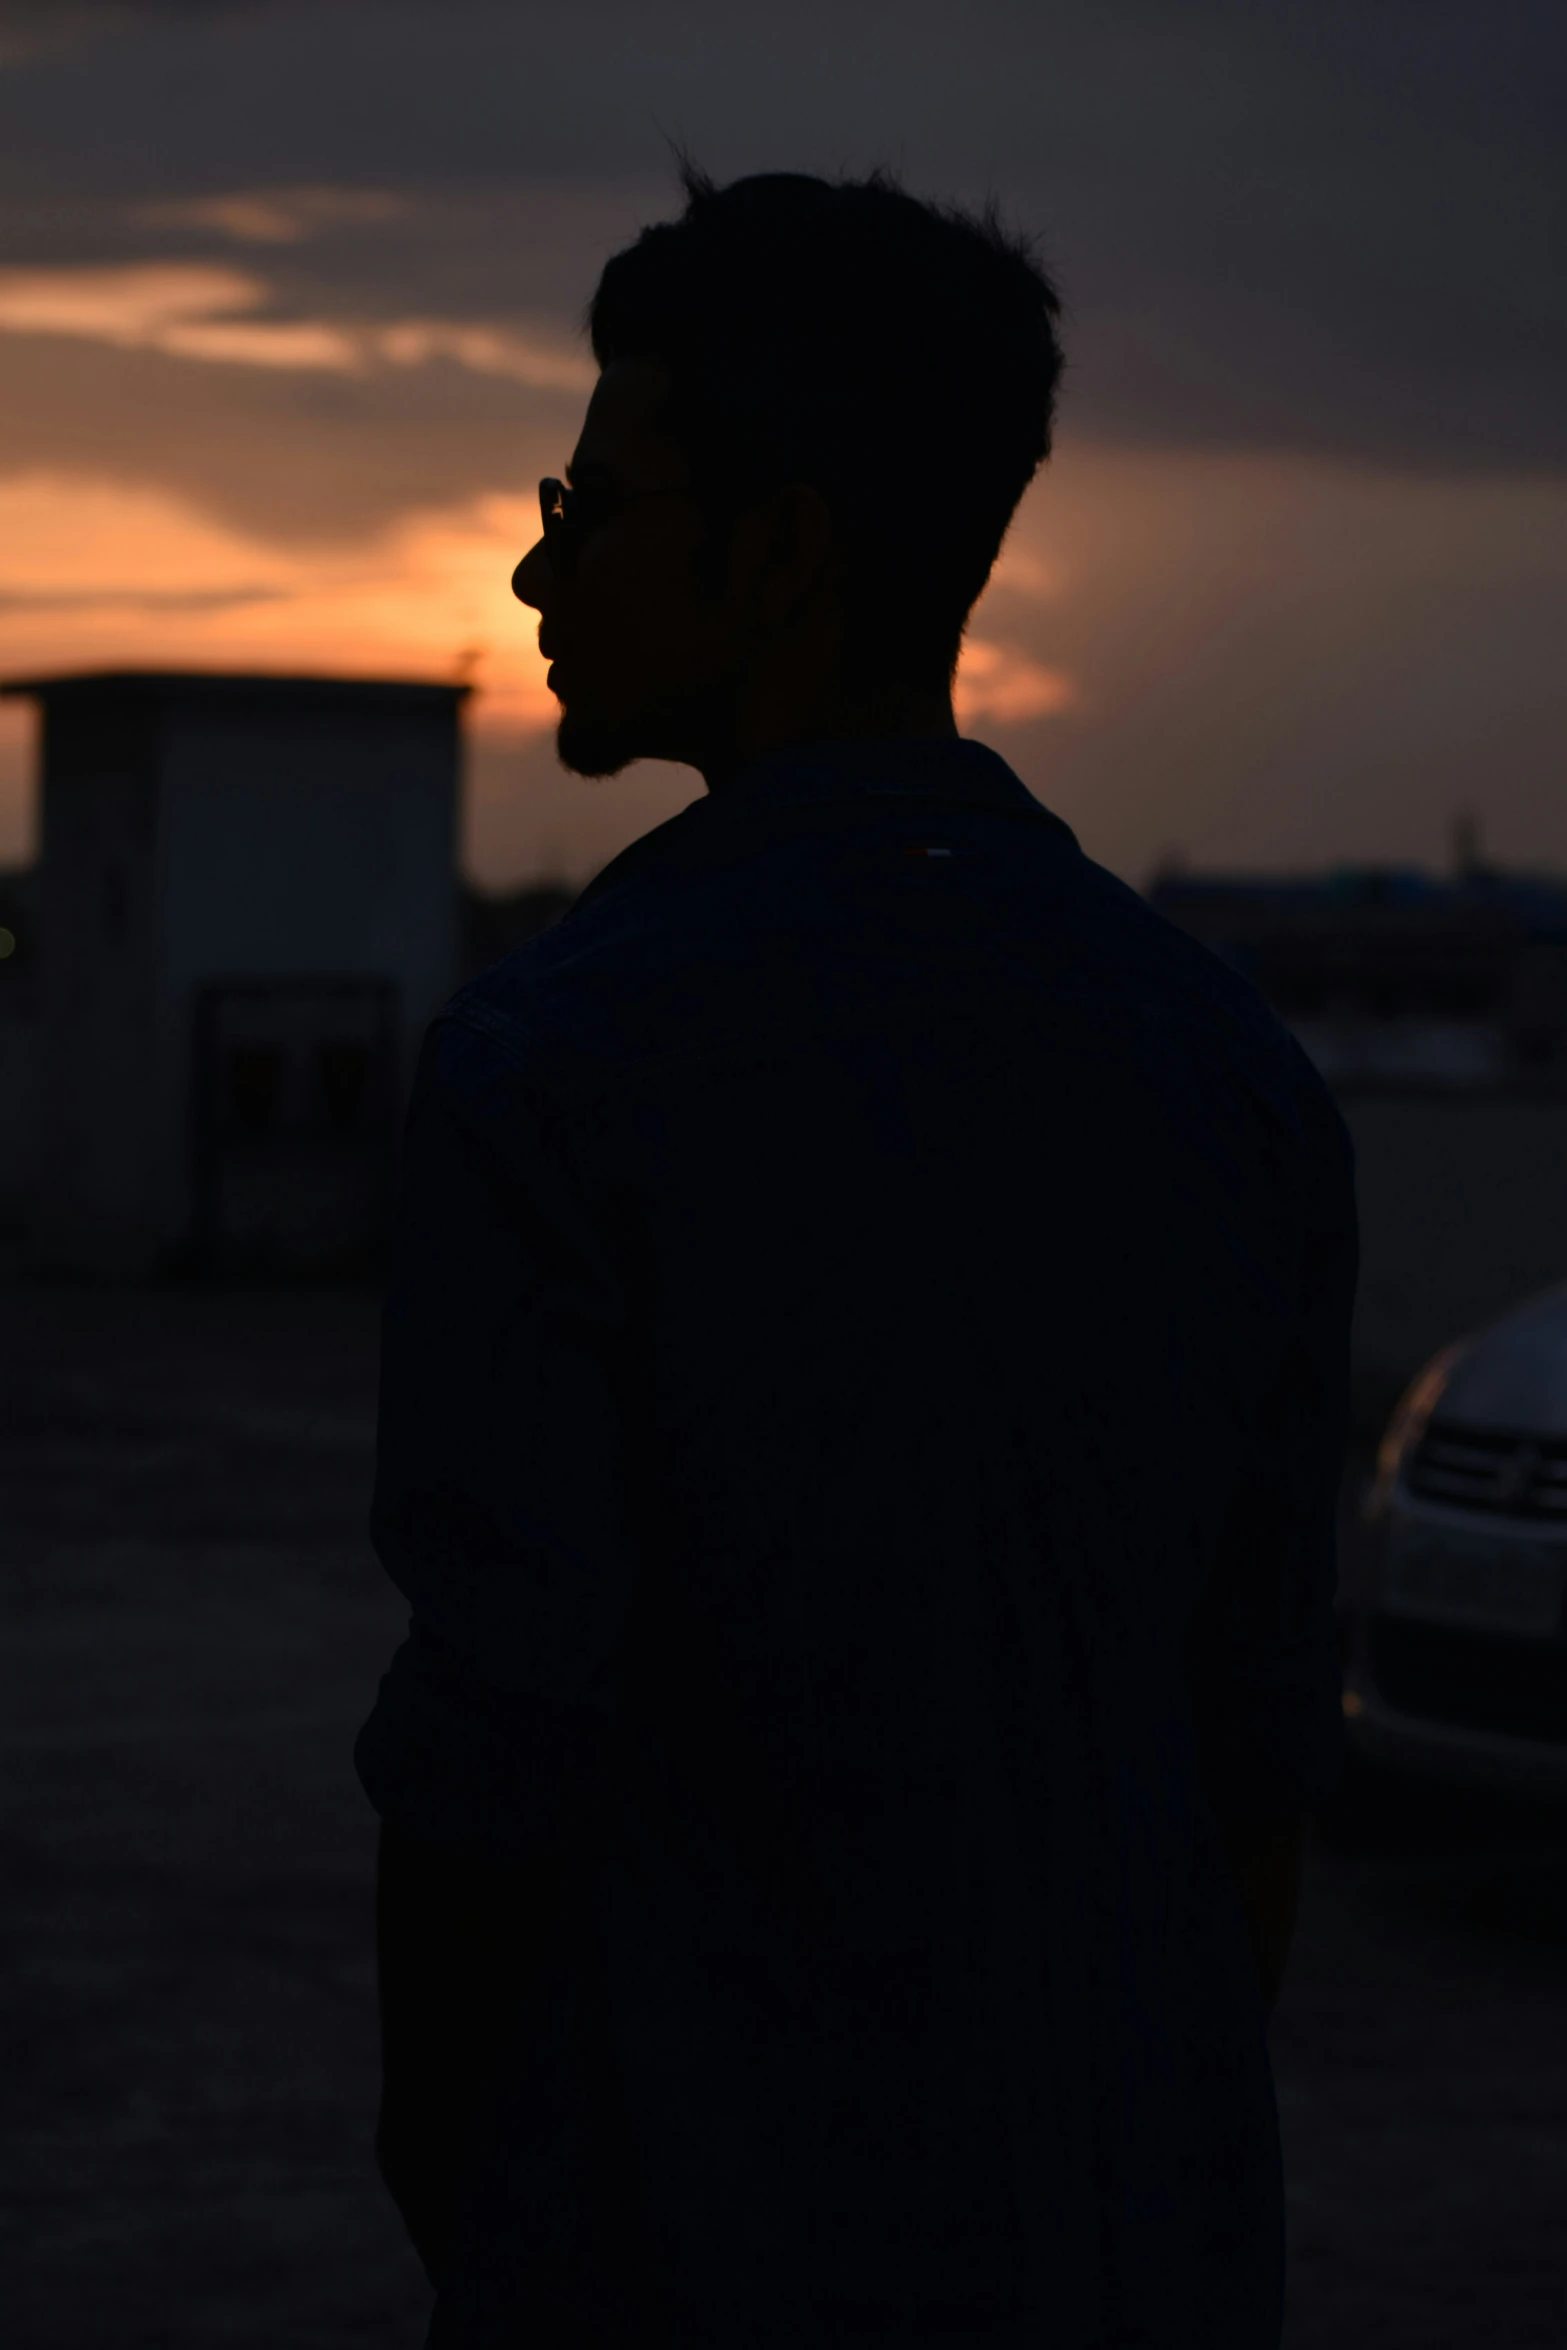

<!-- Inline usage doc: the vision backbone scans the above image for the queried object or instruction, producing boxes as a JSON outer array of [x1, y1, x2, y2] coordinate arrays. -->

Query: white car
[[1349, 1283, 1567, 1797]]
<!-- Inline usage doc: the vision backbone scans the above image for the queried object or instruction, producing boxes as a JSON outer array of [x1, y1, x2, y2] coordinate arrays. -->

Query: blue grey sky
[[0, 0, 1561, 886]]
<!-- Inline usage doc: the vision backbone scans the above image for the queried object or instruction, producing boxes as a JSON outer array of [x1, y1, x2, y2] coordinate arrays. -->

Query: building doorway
[[192, 979, 399, 1274]]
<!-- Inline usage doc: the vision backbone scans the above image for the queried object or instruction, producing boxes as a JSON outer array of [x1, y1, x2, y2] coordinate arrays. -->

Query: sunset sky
[[0, 0, 1561, 890]]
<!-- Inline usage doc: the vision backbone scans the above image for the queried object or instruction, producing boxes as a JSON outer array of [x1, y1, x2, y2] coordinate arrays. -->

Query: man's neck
[[698, 681, 958, 794]]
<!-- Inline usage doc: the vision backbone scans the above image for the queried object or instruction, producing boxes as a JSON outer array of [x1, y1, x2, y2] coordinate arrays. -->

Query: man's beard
[[555, 683, 719, 780], [554, 707, 643, 778]]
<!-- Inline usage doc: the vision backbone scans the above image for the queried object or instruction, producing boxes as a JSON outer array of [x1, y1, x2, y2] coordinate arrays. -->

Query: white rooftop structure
[[2, 669, 465, 1275]]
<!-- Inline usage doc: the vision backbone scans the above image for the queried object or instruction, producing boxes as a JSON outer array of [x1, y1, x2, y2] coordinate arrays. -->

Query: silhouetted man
[[357, 167, 1355, 2348]]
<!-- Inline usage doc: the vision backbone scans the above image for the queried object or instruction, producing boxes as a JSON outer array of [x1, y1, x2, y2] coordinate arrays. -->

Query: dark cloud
[[0, 326, 575, 544], [0, 585, 287, 608], [0, 0, 1558, 472]]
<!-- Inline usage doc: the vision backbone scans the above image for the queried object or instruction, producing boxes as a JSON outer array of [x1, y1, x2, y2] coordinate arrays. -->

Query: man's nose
[[512, 538, 552, 610]]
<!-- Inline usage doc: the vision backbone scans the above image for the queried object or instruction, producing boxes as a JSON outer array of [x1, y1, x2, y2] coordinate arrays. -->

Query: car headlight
[[1362, 1340, 1467, 1523]]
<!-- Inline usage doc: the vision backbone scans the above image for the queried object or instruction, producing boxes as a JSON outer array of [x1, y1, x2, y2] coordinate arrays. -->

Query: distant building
[[1148, 863, 1567, 1092], [1149, 860, 1567, 1417], [0, 670, 465, 1276], [0, 862, 36, 1229]]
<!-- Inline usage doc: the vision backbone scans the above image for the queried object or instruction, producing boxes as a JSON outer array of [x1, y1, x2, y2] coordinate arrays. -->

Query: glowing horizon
[[0, 464, 1077, 849], [0, 252, 1561, 894]]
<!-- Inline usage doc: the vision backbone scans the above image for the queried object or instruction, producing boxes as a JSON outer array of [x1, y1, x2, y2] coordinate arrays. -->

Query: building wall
[[0, 867, 36, 1222], [0, 998, 36, 1219], [1343, 1091, 1567, 1419], [152, 701, 457, 1248], [34, 764, 163, 1269]]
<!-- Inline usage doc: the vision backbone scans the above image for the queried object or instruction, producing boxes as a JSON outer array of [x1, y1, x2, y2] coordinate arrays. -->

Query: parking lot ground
[[2, 1279, 1564, 2348], [1278, 1769, 1567, 2350], [0, 1277, 431, 2349]]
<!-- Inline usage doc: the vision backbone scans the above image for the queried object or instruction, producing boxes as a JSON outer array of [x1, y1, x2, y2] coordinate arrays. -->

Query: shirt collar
[[569, 734, 1075, 921], [714, 732, 1054, 820]]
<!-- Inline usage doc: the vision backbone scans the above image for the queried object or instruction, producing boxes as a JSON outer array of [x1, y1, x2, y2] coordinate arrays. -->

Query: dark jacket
[[357, 734, 1355, 2349]]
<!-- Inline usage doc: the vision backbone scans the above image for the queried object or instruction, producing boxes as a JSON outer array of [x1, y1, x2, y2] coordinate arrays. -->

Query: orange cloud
[[372, 320, 596, 393], [988, 544, 1066, 599], [133, 187, 407, 245], [954, 638, 1076, 724], [0, 263, 265, 346], [0, 472, 553, 728], [0, 263, 594, 390], [0, 471, 1083, 742]]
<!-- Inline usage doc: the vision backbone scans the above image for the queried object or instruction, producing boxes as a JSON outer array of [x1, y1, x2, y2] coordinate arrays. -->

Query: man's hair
[[588, 165, 1065, 692]]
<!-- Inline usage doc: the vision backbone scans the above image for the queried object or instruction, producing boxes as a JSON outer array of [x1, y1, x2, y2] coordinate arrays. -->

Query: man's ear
[[729, 484, 837, 629]]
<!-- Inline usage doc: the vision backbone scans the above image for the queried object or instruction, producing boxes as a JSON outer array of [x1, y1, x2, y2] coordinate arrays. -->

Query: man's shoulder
[[437, 770, 1344, 1174], [436, 917, 628, 1095], [1059, 858, 1352, 1173], [433, 829, 721, 1099]]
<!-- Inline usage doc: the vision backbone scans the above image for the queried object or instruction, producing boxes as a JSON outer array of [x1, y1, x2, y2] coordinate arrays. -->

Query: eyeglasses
[[537, 475, 693, 581]]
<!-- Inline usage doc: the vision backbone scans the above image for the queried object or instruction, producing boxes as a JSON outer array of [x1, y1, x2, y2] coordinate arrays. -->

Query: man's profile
[[357, 166, 1355, 2348]]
